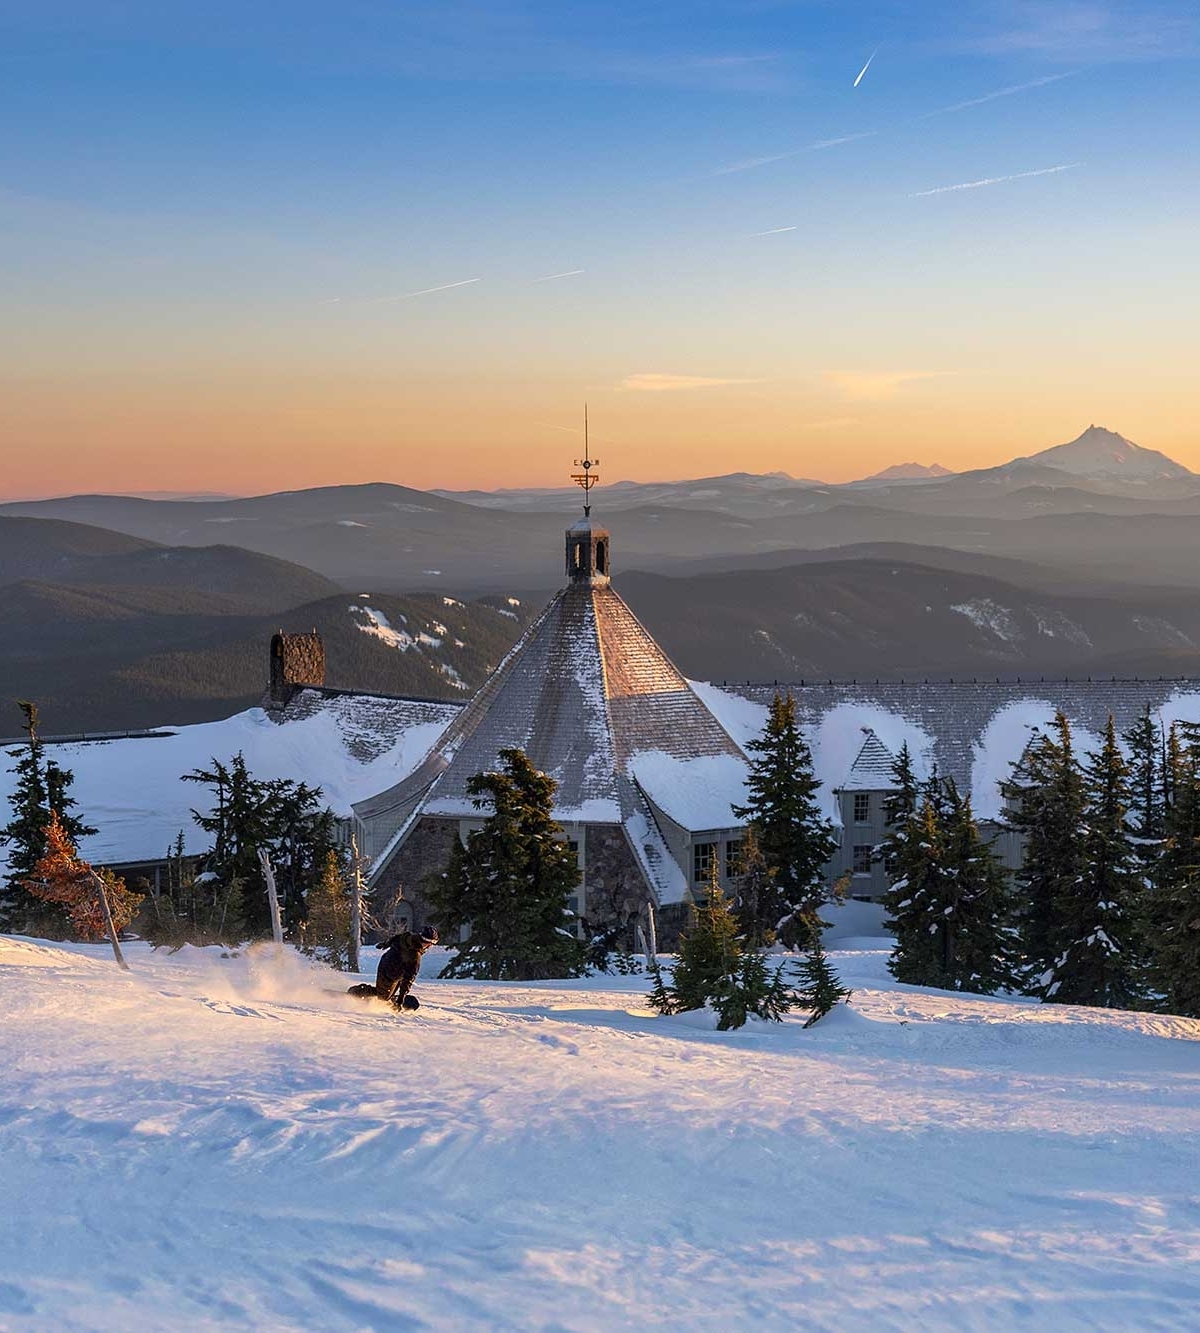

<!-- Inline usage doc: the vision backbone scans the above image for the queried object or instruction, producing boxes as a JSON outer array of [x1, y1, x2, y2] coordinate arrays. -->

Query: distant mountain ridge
[[856, 462, 955, 482]]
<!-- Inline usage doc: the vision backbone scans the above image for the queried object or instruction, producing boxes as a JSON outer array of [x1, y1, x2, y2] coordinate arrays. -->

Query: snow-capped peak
[[1020, 426, 1193, 483]]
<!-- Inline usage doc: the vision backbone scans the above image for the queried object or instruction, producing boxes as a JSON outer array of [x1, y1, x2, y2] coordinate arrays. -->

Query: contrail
[[534, 269, 585, 282], [369, 277, 482, 304], [927, 71, 1077, 117], [853, 47, 879, 88], [713, 130, 875, 176], [750, 225, 797, 236], [910, 163, 1080, 198]]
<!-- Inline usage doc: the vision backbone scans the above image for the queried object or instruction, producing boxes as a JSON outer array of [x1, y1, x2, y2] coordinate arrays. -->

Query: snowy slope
[[4, 936, 1200, 1331]]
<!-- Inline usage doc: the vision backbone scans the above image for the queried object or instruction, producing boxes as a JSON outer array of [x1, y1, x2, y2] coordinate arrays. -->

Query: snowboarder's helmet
[[420, 924, 439, 944]]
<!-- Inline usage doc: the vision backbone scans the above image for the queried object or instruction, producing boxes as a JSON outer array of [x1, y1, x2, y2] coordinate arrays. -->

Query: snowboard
[[345, 984, 420, 1012]]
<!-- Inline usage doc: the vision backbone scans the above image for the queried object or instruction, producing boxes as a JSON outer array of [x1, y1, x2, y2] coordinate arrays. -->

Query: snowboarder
[[348, 924, 439, 1011]]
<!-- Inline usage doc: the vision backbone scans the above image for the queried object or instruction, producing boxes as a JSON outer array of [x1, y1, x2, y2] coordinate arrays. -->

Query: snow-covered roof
[[704, 679, 1200, 822], [0, 690, 460, 872], [628, 751, 748, 832], [839, 730, 900, 792], [373, 581, 745, 833]]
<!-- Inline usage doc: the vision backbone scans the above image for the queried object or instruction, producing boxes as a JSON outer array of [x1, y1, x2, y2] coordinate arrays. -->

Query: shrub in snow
[[25, 810, 142, 942], [792, 933, 851, 1028], [429, 748, 587, 981], [647, 870, 797, 1030]]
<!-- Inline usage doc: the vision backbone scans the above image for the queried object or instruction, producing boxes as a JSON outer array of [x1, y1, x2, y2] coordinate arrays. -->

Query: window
[[852, 844, 873, 876], [693, 841, 716, 884], [853, 793, 870, 824], [596, 540, 607, 574], [725, 840, 743, 879]]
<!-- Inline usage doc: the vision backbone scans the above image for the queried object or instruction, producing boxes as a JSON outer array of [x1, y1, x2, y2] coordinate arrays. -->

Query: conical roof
[[418, 579, 744, 821], [840, 729, 899, 790]]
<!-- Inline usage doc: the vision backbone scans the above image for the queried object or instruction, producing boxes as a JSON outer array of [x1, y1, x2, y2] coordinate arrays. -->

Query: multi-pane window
[[693, 841, 716, 884], [853, 793, 871, 824], [725, 840, 743, 880], [852, 844, 873, 876]]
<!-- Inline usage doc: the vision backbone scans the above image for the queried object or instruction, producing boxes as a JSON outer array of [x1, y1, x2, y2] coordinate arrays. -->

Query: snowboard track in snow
[[3, 936, 1200, 1331]]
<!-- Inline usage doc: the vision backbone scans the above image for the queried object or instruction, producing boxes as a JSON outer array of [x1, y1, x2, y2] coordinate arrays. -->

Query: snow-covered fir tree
[[1145, 722, 1200, 1016], [885, 774, 1020, 993], [429, 748, 587, 981], [733, 692, 837, 946], [1045, 716, 1145, 1008], [1, 701, 95, 935], [1000, 711, 1086, 987]]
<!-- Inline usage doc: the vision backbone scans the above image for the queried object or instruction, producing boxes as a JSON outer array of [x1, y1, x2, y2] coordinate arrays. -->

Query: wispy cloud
[[910, 163, 1080, 198], [853, 47, 879, 88], [619, 373, 765, 393], [926, 71, 1078, 117], [713, 131, 875, 176], [825, 371, 953, 401], [749, 225, 797, 237], [534, 269, 585, 282], [968, 1, 1198, 61], [369, 277, 482, 304]]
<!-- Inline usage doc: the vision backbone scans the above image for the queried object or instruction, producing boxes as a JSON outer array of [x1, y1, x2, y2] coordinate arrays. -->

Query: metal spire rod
[[571, 403, 600, 517]]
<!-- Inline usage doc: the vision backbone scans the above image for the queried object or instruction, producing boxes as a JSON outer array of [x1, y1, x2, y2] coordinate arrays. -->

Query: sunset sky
[[3, 1, 1198, 497]]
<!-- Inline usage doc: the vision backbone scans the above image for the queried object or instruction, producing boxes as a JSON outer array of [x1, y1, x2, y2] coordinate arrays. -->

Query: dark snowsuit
[[349, 931, 435, 1009]]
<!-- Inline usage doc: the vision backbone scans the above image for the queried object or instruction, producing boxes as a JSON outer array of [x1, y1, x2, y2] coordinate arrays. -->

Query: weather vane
[[571, 403, 600, 516]]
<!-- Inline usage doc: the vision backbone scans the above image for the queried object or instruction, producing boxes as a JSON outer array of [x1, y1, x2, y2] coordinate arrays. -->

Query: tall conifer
[[1000, 711, 1086, 986], [1146, 722, 1200, 1016], [430, 748, 586, 981], [1046, 717, 1145, 1008], [733, 693, 837, 945]]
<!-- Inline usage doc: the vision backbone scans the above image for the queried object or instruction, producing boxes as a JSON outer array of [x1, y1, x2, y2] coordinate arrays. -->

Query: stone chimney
[[268, 630, 325, 708]]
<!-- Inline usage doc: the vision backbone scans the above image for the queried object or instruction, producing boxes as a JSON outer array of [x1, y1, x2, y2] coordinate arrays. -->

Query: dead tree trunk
[[257, 847, 284, 945], [348, 835, 364, 975], [87, 867, 130, 972]]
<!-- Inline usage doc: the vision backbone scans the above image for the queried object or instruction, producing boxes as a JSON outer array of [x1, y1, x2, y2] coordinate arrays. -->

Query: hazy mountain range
[[5, 425, 1200, 731]]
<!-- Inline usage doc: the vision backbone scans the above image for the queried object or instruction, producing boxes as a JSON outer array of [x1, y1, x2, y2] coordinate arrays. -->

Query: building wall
[[370, 816, 460, 936]]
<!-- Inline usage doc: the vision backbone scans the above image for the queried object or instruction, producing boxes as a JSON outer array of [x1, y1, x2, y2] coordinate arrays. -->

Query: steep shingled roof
[[839, 729, 899, 791], [391, 580, 744, 823]]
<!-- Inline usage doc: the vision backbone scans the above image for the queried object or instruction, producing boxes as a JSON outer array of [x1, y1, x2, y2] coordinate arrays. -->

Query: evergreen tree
[[792, 932, 851, 1027], [1123, 707, 1167, 886], [885, 776, 1020, 993], [648, 861, 796, 1030], [1146, 722, 1200, 1016], [1045, 717, 1145, 1008], [729, 824, 779, 948], [733, 692, 837, 946], [1000, 711, 1086, 985], [1, 701, 95, 934], [302, 849, 352, 969], [875, 741, 920, 885], [666, 865, 743, 1014], [182, 754, 337, 938], [429, 748, 587, 981]]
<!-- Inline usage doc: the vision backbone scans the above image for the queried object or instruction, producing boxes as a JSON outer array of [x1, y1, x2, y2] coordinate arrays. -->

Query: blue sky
[[2, 1, 1198, 493]]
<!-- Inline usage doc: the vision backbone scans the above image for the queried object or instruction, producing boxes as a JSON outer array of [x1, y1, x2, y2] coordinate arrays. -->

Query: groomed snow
[[4, 936, 1200, 1330]]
